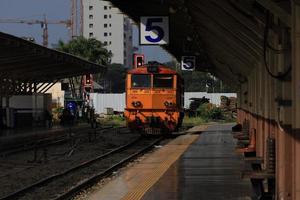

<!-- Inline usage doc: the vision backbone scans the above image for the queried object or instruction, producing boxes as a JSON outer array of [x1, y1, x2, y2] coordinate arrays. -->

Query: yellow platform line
[[121, 135, 199, 200]]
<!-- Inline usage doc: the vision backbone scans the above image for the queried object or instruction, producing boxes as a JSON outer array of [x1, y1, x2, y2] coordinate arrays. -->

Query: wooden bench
[[240, 138, 275, 199]]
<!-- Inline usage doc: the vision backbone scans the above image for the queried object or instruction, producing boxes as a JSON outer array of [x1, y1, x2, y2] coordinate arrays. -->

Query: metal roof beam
[[0, 56, 50, 66], [196, 23, 258, 67], [205, 44, 252, 76], [255, 0, 291, 27], [195, 26, 254, 74], [208, 0, 263, 37], [190, 1, 262, 59]]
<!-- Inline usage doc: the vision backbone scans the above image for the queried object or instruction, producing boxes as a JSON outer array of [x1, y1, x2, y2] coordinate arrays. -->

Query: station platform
[[87, 124, 253, 200]]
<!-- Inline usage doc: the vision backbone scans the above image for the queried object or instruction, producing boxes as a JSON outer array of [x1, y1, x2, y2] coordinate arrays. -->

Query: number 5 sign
[[181, 56, 196, 71], [140, 16, 169, 45]]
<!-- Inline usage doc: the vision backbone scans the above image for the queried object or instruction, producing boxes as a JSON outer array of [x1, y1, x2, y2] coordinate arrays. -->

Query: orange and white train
[[124, 62, 184, 134]]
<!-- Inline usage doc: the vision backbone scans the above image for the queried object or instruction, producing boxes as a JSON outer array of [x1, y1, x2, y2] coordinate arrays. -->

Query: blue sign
[[66, 101, 77, 115]]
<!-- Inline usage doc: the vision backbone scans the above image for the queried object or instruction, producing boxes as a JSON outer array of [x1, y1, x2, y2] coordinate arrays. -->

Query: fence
[[90, 92, 236, 114]]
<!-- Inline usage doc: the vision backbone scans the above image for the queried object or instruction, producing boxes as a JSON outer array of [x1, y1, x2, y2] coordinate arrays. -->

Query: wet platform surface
[[87, 124, 253, 200], [141, 124, 252, 200]]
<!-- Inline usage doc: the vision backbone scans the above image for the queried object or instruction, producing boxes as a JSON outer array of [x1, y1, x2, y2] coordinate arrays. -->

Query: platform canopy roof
[[108, 0, 291, 85], [0, 31, 106, 82]]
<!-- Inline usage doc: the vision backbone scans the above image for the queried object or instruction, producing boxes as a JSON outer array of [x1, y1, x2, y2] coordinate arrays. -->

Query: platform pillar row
[[291, 1, 300, 199]]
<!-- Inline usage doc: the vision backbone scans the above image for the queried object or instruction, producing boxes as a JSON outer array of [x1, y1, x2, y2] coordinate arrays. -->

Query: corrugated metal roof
[[0, 31, 106, 82], [106, 0, 288, 86]]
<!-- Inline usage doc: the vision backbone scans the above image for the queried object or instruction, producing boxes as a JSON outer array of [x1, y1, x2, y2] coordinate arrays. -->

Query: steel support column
[[291, 1, 300, 199]]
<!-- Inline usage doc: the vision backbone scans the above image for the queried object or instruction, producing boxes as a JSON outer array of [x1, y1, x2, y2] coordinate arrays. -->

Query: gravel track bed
[[0, 128, 139, 199], [17, 138, 158, 200]]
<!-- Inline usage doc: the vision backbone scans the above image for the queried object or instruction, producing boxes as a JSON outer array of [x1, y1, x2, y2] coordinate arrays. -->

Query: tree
[[100, 63, 127, 93], [57, 36, 112, 66], [57, 36, 113, 92], [163, 61, 235, 92]]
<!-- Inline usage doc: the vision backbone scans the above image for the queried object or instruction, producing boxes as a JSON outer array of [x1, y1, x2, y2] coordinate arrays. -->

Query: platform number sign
[[140, 16, 169, 45], [181, 56, 196, 71]]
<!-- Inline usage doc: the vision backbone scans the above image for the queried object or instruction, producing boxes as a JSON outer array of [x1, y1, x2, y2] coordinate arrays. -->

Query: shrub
[[209, 107, 223, 120], [197, 103, 223, 120]]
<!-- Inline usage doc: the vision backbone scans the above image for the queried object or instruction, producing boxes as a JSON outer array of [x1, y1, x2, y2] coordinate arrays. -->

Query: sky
[[0, 0, 172, 63]]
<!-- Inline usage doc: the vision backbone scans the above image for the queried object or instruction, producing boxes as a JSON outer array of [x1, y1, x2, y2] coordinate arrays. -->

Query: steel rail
[[0, 126, 114, 157], [0, 129, 142, 200], [53, 137, 163, 200]]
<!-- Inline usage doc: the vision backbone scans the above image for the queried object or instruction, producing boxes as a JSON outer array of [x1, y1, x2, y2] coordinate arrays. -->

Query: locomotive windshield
[[153, 74, 174, 88], [131, 74, 151, 88]]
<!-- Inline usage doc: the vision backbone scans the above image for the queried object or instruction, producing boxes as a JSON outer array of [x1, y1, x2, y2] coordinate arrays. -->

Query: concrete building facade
[[82, 0, 133, 67]]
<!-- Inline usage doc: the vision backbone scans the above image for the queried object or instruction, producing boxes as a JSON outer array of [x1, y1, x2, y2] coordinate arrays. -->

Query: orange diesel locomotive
[[124, 63, 184, 134]]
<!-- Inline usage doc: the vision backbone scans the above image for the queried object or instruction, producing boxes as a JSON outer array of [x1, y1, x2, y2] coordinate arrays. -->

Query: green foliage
[[52, 107, 64, 123], [209, 107, 223, 120], [57, 36, 113, 86], [163, 61, 235, 92], [197, 103, 223, 120], [98, 115, 125, 127], [57, 36, 112, 66], [183, 116, 206, 127]]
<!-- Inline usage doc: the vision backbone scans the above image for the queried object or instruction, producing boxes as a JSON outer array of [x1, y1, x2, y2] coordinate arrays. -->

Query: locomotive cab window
[[131, 74, 151, 88], [153, 74, 174, 88]]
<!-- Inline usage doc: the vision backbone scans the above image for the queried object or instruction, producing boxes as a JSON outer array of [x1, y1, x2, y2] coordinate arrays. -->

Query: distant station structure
[[0, 31, 105, 128]]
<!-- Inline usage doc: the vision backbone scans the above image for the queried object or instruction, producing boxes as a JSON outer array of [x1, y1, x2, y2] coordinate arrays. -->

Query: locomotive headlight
[[164, 101, 170, 107], [132, 101, 142, 108], [164, 101, 174, 108]]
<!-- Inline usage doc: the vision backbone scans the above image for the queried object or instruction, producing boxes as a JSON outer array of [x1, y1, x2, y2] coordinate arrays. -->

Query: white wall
[[90, 93, 125, 114], [46, 82, 64, 106], [184, 92, 237, 108], [91, 92, 237, 114]]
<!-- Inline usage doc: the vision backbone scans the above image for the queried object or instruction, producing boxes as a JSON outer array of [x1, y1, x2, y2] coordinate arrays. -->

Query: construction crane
[[0, 15, 72, 47]]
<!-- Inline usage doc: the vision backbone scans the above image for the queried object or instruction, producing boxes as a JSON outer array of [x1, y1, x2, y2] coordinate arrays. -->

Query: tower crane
[[0, 15, 72, 47]]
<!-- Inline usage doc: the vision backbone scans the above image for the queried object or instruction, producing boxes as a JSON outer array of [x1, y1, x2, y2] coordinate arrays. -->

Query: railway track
[[0, 126, 115, 157], [0, 136, 163, 200]]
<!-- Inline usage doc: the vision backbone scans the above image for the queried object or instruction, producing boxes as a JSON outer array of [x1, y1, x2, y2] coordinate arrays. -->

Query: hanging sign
[[140, 16, 169, 45], [181, 56, 196, 71]]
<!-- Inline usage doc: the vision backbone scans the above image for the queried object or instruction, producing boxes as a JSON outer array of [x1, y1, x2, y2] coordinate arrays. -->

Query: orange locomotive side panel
[[124, 64, 184, 134]]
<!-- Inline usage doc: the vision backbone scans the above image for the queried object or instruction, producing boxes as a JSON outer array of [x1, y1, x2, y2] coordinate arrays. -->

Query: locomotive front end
[[124, 64, 184, 134]]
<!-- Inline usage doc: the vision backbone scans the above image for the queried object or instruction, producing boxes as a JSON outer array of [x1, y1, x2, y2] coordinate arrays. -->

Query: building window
[[104, 32, 108, 36], [104, 6, 107, 10], [89, 15, 93, 19], [89, 6, 93, 10], [124, 42, 126, 47], [109, 32, 112, 36], [104, 41, 108, 45], [104, 23, 107, 28], [109, 41, 112, 45], [89, 32, 93, 37], [109, 14, 111, 18], [109, 24, 111, 27], [124, 51, 127, 56], [104, 15, 107, 19], [89, 24, 93, 28], [109, 6, 112, 9]]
